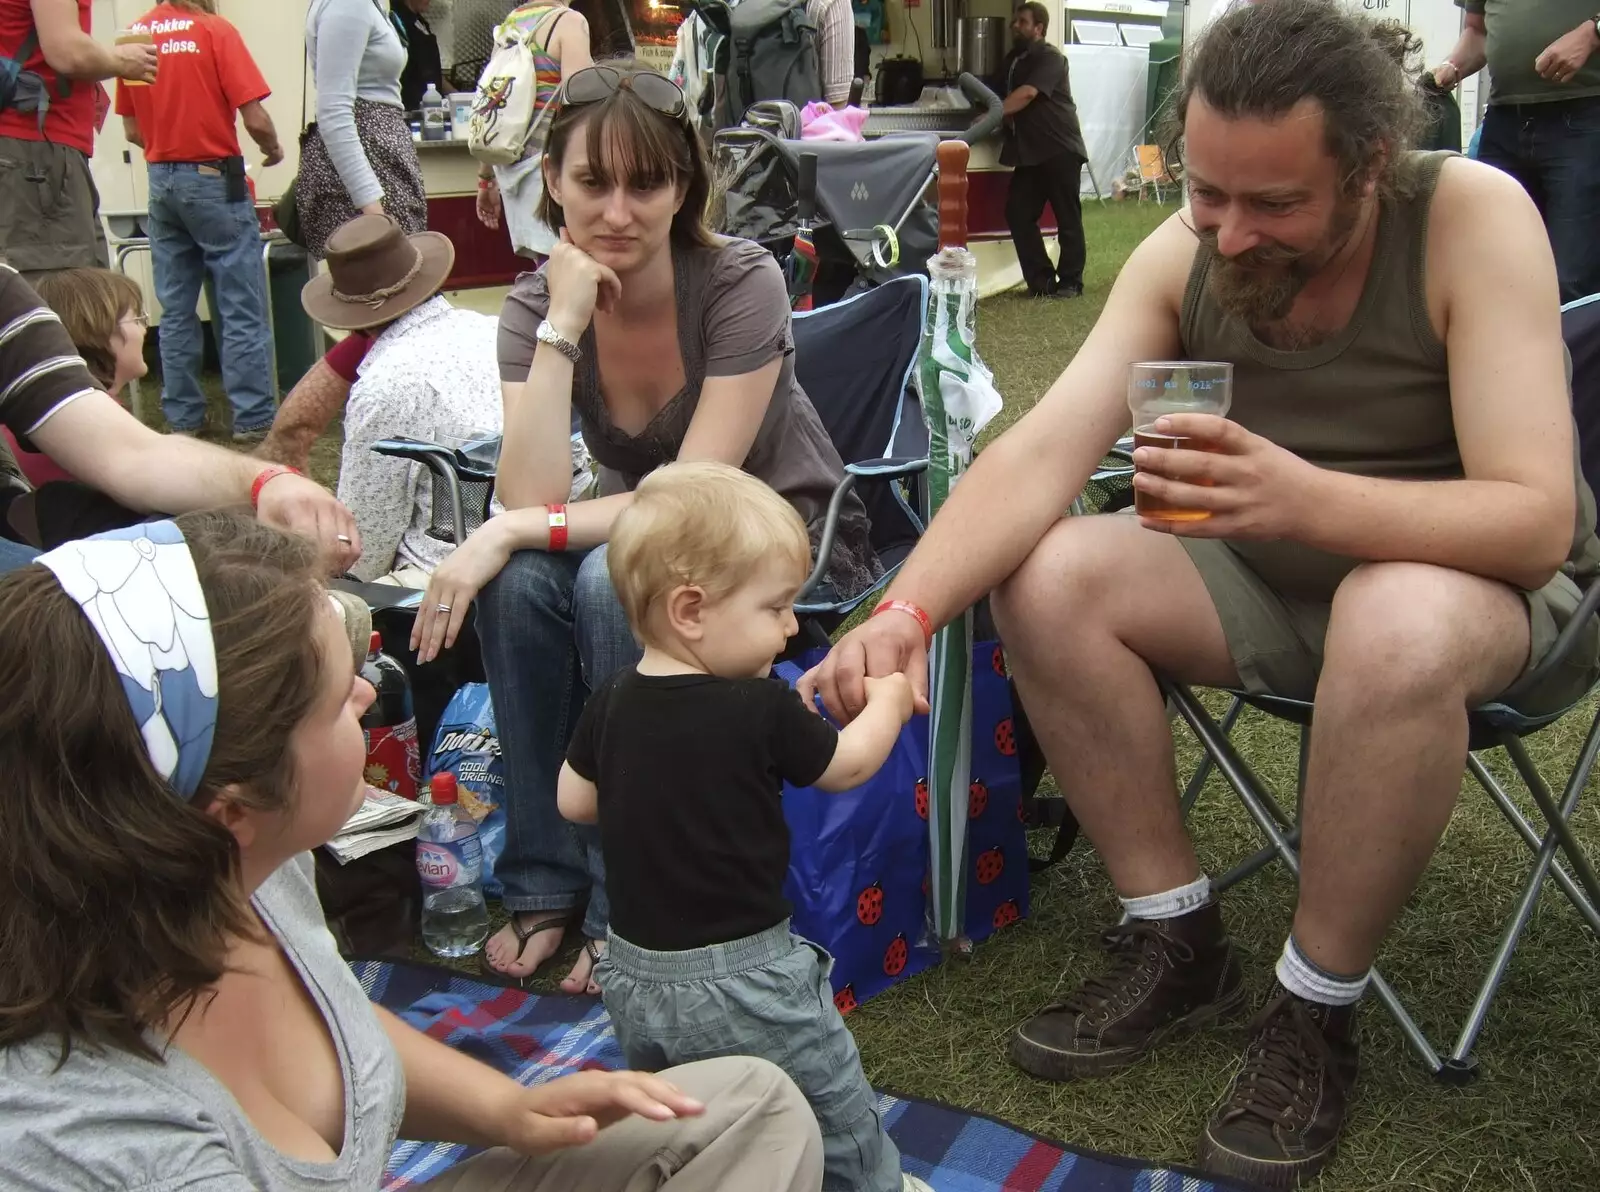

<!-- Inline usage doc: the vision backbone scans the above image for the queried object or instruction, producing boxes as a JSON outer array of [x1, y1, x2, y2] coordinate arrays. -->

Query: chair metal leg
[[1444, 721, 1600, 1067], [1179, 695, 1242, 815], [1502, 733, 1600, 911], [1467, 756, 1600, 935], [1166, 683, 1448, 1076], [1215, 826, 1301, 892]]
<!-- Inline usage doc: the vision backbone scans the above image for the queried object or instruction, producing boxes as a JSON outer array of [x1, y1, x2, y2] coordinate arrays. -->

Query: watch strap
[[536, 319, 581, 364]]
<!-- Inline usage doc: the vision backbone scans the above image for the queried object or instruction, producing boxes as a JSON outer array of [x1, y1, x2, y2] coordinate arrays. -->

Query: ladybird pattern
[[968, 778, 989, 818], [834, 984, 858, 1015], [914, 777, 929, 820], [994, 717, 1017, 757], [991, 644, 1006, 677], [883, 935, 909, 977], [855, 883, 884, 926], [992, 899, 1021, 930], [975, 846, 1005, 885]]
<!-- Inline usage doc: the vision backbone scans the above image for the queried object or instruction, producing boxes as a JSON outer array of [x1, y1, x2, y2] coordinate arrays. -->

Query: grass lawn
[[162, 200, 1599, 1189]]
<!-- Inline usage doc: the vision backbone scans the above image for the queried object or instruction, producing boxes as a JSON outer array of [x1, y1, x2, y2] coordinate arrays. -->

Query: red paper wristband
[[872, 598, 933, 648], [250, 465, 302, 510], [547, 504, 569, 552]]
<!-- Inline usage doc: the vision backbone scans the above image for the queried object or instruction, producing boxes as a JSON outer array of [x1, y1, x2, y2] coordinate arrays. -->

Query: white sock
[[1120, 874, 1212, 921], [1276, 936, 1370, 1006]]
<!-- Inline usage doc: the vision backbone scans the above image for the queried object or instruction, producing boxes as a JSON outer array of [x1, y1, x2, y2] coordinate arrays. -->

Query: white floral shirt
[[338, 297, 504, 582]]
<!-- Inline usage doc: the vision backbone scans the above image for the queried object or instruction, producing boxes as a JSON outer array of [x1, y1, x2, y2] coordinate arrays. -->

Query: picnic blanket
[[356, 959, 1253, 1192]]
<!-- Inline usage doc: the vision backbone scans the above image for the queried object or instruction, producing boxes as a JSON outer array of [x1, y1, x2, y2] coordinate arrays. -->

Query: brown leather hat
[[300, 214, 457, 331]]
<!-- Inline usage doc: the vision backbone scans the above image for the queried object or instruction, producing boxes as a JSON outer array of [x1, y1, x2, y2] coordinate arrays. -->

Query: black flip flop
[[481, 909, 579, 987]]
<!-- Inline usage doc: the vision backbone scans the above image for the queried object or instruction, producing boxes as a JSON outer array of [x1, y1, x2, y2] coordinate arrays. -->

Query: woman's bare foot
[[484, 911, 572, 980], [559, 938, 606, 996]]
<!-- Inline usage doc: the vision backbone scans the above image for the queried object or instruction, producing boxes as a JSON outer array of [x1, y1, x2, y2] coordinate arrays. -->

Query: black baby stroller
[[713, 73, 1004, 308]]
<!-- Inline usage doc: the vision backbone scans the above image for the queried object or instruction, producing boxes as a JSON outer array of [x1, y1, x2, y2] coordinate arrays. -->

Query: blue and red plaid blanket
[[355, 960, 1252, 1192]]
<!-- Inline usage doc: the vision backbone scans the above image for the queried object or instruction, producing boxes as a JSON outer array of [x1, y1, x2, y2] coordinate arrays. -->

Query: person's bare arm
[[1294, 160, 1574, 590], [556, 764, 599, 823], [813, 674, 914, 791], [256, 357, 352, 471], [551, 8, 592, 77], [240, 100, 283, 167], [29, 392, 362, 571], [32, 0, 156, 81], [799, 213, 1195, 720], [1429, 13, 1487, 88], [1002, 85, 1038, 117], [122, 115, 143, 148]]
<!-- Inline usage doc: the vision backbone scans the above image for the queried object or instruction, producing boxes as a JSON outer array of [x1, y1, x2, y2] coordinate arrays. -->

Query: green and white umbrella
[[915, 245, 1002, 950]]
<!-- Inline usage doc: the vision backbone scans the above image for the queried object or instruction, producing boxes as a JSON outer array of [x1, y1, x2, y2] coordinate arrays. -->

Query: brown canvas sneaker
[[1199, 985, 1360, 1190], [1009, 901, 1246, 1080]]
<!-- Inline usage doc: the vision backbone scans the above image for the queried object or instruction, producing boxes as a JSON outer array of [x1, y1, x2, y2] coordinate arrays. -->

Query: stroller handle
[[957, 72, 1005, 145]]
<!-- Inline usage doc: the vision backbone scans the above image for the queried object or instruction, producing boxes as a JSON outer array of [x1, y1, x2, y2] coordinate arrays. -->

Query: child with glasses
[[558, 461, 931, 1192]]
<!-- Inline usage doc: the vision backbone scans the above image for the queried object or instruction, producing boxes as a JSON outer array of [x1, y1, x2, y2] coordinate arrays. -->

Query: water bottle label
[[365, 717, 421, 798], [417, 833, 483, 890]]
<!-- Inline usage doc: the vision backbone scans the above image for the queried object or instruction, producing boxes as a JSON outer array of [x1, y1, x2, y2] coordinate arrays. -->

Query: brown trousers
[[419, 1057, 824, 1192]]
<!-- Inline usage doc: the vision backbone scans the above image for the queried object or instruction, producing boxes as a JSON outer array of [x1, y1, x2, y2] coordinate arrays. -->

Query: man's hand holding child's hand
[[863, 672, 916, 725]]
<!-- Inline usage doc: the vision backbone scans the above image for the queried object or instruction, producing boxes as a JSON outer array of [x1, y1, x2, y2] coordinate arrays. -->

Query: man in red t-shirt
[[116, 0, 283, 442], [0, 0, 157, 273]]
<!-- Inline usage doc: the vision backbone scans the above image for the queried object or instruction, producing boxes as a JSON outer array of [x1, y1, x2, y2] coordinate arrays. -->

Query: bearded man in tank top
[[798, 1, 1600, 1186]]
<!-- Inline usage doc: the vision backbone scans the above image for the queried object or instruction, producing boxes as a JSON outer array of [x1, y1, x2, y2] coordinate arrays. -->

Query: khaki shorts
[[1179, 539, 1600, 719], [0, 137, 109, 273]]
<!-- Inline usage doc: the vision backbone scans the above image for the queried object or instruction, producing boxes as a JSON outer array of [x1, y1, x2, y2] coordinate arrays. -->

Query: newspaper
[[324, 788, 427, 865]]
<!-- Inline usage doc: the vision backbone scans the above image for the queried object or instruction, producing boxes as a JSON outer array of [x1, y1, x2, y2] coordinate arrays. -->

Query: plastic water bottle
[[420, 84, 448, 141], [417, 773, 491, 958], [360, 632, 420, 798]]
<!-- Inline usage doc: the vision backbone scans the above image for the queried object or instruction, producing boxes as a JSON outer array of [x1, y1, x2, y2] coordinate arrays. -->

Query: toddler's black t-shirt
[[566, 669, 840, 952]]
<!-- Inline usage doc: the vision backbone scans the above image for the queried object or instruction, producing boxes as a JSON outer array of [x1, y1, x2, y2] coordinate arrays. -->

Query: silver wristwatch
[[536, 319, 581, 364]]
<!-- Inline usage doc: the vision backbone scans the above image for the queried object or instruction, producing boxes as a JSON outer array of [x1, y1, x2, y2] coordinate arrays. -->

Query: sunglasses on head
[[561, 65, 687, 120]]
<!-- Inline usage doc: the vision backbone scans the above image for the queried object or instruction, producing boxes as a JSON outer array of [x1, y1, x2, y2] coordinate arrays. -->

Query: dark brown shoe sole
[[1198, 1129, 1337, 1190], [1008, 979, 1249, 1081]]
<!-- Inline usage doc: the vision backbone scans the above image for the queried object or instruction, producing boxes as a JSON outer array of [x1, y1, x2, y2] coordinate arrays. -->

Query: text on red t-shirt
[[113, 3, 269, 163]]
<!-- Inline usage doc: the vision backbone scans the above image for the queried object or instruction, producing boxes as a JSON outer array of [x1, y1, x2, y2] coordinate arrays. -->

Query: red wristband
[[872, 598, 934, 648], [250, 465, 302, 510], [547, 504, 569, 552]]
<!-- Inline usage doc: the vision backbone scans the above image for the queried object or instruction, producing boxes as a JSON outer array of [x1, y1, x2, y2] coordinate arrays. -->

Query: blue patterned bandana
[[37, 521, 218, 800]]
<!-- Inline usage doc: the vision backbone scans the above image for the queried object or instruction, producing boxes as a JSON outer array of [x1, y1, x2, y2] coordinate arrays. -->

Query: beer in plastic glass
[[1128, 361, 1233, 522]]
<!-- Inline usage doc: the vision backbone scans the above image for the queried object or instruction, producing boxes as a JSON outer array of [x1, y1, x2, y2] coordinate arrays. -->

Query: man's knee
[[992, 517, 1121, 645], [1324, 562, 1525, 702]]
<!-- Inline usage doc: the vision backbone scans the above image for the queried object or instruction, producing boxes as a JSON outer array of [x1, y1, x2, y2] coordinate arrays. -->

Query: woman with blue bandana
[[0, 511, 823, 1192]]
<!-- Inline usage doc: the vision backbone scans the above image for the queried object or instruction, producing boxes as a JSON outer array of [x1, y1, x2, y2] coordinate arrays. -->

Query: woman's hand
[[411, 518, 517, 662], [476, 178, 502, 230], [492, 1070, 706, 1155], [545, 229, 623, 336]]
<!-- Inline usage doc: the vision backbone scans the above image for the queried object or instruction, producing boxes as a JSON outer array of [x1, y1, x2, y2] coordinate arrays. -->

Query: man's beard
[[1197, 200, 1361, 328]]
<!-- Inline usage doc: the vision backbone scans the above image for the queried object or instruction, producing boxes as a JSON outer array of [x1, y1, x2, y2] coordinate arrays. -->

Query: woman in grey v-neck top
[[0, 513, 822, 1192]]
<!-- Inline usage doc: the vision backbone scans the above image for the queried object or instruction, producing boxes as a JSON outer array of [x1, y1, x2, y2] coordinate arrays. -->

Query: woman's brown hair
[[0, 511, 328, 1064], [30, 268, 145, 389], [538, 61, 717, 249]]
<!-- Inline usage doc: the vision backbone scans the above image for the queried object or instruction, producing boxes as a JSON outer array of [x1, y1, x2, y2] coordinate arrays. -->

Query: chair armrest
[[1498, 573, 1600, 706], [370, 437, 467, 546], [845, 456, 929, 480], [798, 459, 929, 602]]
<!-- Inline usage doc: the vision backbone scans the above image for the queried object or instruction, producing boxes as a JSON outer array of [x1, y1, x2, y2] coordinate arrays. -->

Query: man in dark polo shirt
[[1000, 2, 1087, 299], [1431, 1, 1600, 301]]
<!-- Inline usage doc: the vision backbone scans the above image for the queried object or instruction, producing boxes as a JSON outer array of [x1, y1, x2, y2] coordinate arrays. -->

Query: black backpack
[[695, 0, 822, 131]]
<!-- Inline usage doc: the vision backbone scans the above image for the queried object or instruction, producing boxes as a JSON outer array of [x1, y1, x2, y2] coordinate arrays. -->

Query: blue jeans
[[1479, 96, 1600, 304], [0, 537, 39, 573], [477, 545, 641, 938], [147, 163, 276, 433]]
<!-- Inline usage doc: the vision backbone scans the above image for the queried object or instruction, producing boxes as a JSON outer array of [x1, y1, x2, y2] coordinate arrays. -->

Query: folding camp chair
[[1153, 294, 1600, 1082], [1134, 144, 1174, 204], [788, 272, 931, 648]]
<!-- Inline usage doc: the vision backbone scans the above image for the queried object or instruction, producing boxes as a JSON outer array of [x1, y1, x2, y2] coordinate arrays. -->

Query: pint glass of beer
[[1128, 361, 1233, 522], [115, 28, 155, 86]]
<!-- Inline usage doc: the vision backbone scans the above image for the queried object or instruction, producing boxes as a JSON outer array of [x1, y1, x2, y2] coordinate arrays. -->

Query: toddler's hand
[[863, 672, 915, 724]]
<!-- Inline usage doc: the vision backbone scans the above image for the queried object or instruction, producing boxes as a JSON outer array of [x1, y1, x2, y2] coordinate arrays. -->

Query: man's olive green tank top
[[1178, 151, 1600, 599]]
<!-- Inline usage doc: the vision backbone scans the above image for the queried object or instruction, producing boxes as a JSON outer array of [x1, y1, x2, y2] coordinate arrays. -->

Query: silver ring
[[437, 604, 452, 614], [335, 534, 353, 544]]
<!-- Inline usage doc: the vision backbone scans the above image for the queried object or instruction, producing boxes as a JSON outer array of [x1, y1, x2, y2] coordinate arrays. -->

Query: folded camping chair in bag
[[786, 272, 931, 649], [1141, 294, 1600, 1082]]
